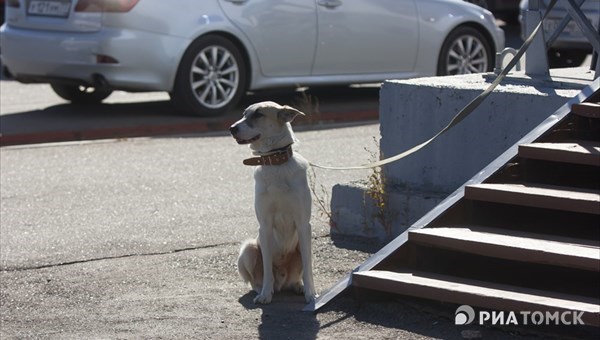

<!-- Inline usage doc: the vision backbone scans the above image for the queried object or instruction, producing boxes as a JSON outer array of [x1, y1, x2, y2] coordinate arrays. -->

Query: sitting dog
[[229, 101, 316, 304]]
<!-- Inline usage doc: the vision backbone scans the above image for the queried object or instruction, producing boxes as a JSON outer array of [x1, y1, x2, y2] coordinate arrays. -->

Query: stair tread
[[572, 102, 600, 118], [436, 225, 600, 247], [409, 227, 599, 271], [519, 142, 600, 166], [352, 270, 600, 322], [465, 183, 600, 214]]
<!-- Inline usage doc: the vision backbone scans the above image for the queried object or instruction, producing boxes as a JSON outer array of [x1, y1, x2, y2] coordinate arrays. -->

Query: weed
[[308, 167, 335, 229], [362, 137, 391, 239]]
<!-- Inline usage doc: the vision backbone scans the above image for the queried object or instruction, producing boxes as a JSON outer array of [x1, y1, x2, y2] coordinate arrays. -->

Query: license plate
[[28, 0, 72, 18]]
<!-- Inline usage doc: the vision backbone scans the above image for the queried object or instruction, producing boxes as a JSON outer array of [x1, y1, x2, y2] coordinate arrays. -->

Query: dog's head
[[229, 101, 305, 153]]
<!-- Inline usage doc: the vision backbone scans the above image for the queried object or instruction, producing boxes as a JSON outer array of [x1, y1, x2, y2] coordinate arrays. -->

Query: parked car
[[519, 0, 599, 67], [465, 0, 521, 23], [0, 0, 504, 116]]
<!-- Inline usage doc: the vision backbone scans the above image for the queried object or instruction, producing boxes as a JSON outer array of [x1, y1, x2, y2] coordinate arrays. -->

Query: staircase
[[349, 91, 600, 327]]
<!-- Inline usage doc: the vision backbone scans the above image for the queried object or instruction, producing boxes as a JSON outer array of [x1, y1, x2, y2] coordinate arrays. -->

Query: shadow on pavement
[[239, 291, 320, 340], [330, 234, 382, 254], [0, 86, 380, 146]]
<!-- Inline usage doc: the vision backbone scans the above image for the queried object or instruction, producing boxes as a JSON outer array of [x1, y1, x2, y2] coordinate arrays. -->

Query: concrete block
[[379, 72, 584, 193], [330, 182, 447, 242], [330, 182, 384, 242], [331, 68, 593, 240]]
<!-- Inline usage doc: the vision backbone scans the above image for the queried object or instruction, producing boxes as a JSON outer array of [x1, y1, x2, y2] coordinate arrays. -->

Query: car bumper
[[0, 24, 188, 91]]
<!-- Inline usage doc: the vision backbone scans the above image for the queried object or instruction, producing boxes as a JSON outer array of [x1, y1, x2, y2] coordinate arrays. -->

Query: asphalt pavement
[[1, 125, 378, 270], [1, 123, 523, 339]]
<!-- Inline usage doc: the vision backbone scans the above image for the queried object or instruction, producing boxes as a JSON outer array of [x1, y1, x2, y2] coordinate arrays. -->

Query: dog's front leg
[[254, 220, 274, 304], [297, 221, 316, 303]]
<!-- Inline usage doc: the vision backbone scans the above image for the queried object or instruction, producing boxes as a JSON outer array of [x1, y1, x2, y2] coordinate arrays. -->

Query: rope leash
[[309, 0, 557, 171]]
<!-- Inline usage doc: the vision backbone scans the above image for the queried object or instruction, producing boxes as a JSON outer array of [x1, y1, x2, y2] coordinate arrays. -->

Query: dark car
[[520, 0, 599, 67], [466, 0, 521, 22]]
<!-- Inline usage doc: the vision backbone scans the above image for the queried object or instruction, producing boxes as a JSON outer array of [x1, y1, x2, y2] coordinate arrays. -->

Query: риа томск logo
[[455, 305, 476, 325], [455, 305, 585, 326]]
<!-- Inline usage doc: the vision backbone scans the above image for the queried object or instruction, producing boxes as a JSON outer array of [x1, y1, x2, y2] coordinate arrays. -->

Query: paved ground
[[1, 125, 523, 339]]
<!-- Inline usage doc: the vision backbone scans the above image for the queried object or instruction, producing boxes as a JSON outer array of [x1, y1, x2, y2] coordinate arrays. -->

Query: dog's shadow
[[239, 291, 319, 340]]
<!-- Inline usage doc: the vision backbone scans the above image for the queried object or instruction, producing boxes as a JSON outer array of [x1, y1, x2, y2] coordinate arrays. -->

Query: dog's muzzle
[[229, 125, 260, 145]]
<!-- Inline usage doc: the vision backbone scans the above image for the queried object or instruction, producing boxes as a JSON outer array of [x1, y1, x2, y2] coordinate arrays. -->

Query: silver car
[[1, 0, 504, 116]]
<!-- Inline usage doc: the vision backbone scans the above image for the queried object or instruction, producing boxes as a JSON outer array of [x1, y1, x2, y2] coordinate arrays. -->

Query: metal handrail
[[524, 0, 600, 78]]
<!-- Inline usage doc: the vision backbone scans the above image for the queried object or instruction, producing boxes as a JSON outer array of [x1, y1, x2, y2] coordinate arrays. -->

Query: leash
[[309, 0, 557, 171]]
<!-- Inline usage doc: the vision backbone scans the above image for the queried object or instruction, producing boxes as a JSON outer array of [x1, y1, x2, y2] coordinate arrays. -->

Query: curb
[[0, 109, 378, 147]]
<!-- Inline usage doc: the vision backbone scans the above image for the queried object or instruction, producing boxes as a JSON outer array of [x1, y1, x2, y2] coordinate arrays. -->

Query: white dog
[[229, 101, 316, 305]]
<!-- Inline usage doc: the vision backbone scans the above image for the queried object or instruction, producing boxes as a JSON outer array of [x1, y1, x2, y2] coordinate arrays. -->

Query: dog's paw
[[253, 293, 272, 304], [291, 283, 304, 295], [304, 290, 316, 304]]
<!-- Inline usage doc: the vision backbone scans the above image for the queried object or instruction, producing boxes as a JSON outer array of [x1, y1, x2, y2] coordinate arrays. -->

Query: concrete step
[[409, 226, 600, 271], [352, 270, 600, 326], [464, 183, 600, 215]]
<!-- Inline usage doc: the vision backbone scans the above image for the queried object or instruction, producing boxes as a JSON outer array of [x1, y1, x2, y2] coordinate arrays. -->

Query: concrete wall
[[331, 70, 590, 242]]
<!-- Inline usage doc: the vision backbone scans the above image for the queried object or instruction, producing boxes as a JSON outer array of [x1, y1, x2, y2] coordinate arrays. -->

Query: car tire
[[547, 49, 588, 68], [50, 84, 112, 104], [171, 35, 247, 116], [437, 26, 493, 76]]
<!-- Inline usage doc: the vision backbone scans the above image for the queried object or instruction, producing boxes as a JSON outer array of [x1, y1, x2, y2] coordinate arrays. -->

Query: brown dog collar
[[243, 145, 293, 166]]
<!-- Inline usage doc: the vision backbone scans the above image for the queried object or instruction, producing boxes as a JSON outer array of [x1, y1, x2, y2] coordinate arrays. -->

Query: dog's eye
[[253, 112, 263, 119]]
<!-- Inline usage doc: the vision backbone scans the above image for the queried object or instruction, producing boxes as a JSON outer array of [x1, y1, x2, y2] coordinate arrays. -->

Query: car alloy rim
[[190, 45, 240, 109], [446, 35, 488, 75]]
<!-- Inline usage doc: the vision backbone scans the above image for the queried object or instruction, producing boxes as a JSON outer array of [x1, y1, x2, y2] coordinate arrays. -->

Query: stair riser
[[395, 245, 600, 299], [352, 271, 600, 327], [465, 201, 600, 240], [408, 232, 600, 272]]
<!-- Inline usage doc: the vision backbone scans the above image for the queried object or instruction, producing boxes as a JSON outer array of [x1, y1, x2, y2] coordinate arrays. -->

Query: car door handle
[[224, 0, 247, 4], [317, 0, 342, 9]]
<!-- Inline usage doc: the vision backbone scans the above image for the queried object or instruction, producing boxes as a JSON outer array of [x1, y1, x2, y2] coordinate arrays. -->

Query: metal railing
[[520, 0, 600, 78]]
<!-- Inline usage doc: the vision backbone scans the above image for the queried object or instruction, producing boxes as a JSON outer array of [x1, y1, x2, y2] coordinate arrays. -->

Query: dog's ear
[[277, 105, 305, 123]]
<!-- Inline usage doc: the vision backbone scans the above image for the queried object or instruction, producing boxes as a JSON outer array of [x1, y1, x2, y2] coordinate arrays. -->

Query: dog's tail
[[237, 239, 262, 292]]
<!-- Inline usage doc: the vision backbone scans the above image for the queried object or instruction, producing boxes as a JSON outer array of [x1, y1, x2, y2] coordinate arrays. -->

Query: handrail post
[[524, 0, 550, 76]]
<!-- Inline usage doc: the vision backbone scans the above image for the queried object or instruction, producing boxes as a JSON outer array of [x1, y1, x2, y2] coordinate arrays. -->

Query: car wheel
[[437, 26, 493, 76], [171, 35, 247, 116], [548, 49, 588, 68], [50, 84, 112, 104]]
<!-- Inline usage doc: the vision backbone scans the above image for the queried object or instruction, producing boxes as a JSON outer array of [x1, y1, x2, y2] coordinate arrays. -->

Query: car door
[[219, 0, 318, 77], [312, 0, 419, 75]]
